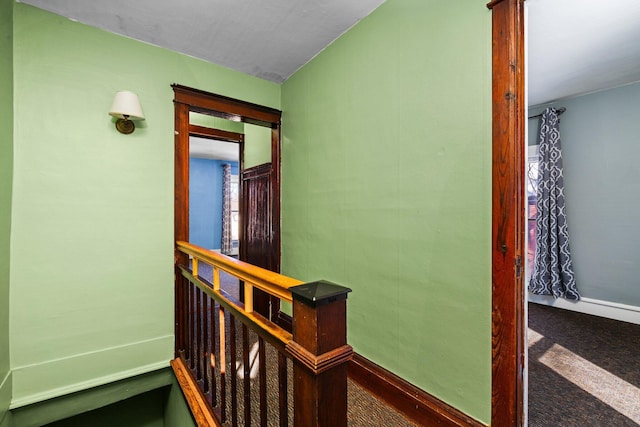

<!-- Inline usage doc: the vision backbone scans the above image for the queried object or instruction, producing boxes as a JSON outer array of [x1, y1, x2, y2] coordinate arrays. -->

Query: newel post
[[286, 281, 353, 427]]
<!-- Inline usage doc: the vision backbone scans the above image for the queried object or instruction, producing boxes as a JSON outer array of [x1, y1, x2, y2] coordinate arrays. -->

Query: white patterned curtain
[[221, 163, 232, 255], [529, 108, 580, 300]]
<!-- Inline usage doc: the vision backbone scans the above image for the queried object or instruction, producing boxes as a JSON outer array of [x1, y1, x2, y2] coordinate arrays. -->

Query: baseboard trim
[[528, 294, 640, 325], [348, 353, 485, 427]]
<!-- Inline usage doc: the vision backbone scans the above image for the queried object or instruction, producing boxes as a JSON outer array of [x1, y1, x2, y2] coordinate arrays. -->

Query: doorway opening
[[173, 84, 282, 322]]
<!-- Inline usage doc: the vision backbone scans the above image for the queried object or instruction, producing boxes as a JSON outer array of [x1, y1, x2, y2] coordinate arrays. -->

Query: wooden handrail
[[176, 241, 301, 303]]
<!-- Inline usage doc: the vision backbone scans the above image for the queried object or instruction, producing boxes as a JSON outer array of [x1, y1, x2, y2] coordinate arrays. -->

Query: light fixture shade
[[109, 91, 145, 120]]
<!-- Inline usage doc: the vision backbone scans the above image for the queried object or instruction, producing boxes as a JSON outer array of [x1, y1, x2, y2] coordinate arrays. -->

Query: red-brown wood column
[[487, 0, 526, 426], [287, 281, 353, 427], [174, 100, 190, 359], [174, 100, 190, 264]]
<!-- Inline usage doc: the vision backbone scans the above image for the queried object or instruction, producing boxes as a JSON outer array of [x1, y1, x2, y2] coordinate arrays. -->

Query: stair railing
[[174, 241, 352, 427]]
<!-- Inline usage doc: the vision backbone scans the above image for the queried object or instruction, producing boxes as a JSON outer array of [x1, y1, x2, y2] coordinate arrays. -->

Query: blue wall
[[528, 81, 640, 308], [189, 159, 238, 250]]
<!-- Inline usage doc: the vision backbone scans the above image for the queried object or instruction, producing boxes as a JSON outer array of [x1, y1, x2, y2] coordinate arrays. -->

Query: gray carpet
[[528, 302, 640, 426]]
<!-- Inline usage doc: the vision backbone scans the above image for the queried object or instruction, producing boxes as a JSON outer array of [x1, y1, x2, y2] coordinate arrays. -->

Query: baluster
[[197, 287, 203, 380], [189, 282, 196, 368], [230, 316, 238, 427], [203, 296, 209, 394], [213, 265, 220, 291], [196, 288, 204, 381], [259, 337, 267, 427], [219, 306, 227, 423], [212, 302, 218, 407], [174, 273, 182, 358], [182, 276, 189, 361], [244, 282, 253, 313], [278, 353, 288, 427], [193, 257, 199, 277], [243, 325, 251, 426]]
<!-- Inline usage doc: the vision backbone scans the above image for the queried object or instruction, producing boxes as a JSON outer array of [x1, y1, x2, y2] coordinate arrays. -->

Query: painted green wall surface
[[243, 123, 272, 169], [10, 3, 279, 407], [0, 0, 14, 422], [47, 389, 165, 427], [281, 0, 491, 422], [528, 83, 640, 308], [163, 375, 196, 427]]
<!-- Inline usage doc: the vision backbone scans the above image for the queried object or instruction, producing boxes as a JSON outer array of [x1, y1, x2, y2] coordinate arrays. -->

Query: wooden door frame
[[488, 0, 526, 426], [173, 84, 282, 271]]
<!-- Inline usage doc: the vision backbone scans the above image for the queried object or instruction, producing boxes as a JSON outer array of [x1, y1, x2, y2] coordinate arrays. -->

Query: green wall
[[243, 123, 272, 169], [163, 375, 196, 427], [10, 3, 279, 407], [528, 82, 640, 308], [47, 389, 165, 427], [281, 0, 491, 422], [0, 0, 14, 422]]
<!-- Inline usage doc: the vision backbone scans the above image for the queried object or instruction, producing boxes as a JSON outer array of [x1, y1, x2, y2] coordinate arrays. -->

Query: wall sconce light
[[109, 91, 145, 134]]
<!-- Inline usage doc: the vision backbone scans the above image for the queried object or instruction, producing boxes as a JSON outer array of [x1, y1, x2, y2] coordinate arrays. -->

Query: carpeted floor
[[528, 302, 640, 426]]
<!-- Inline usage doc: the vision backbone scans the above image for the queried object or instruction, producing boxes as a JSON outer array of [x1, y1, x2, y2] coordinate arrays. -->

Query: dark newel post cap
[[290, 280, 352, 308]]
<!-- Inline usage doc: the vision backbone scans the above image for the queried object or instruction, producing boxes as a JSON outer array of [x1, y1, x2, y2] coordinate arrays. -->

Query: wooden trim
[[271, 126, 282, 273], [171, 358, 220, 427], [486, 0, 507, 9], [174, 101, 190, 267], [489, 0, 526, 426], [348, 353, 486, 427], [188, 124, 244, 143], [241, 162, 272, 179], [286, 342, 353, 374], [172, 84, 281, 127]]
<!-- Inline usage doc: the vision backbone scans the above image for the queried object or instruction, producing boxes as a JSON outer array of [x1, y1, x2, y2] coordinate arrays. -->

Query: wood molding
[[286, 342, 353, 374], [171, 358, 220, 427], [486, 0, 507, 9], [172, 84, 281, 127], [188, 124, 244, 143], [270, 127, 282, 274], [348, 353, 485, 427], [489, 0, 526, 426], [174, 101, 190, 268]]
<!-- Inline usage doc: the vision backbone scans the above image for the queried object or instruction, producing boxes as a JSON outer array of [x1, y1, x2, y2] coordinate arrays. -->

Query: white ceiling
[[189, 137, 239, 161], [18, 0, 386, 84], [527, 0, 640, 106], [18, 0, 640, 112]]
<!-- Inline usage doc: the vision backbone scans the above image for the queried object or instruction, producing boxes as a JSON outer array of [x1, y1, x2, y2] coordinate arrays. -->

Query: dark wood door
[[240, 163, 279, 319]]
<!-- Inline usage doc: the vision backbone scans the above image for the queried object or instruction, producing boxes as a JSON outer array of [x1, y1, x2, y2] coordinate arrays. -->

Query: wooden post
[[287, 281, 352, 427], [487, 0, 526, 425]]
